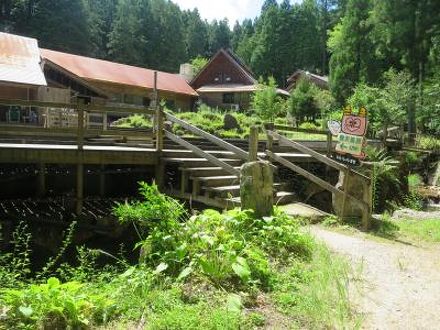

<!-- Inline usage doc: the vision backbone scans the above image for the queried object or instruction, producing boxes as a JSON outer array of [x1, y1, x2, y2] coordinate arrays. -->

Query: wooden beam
[[248, 126, 259, 162], [165, 130, 240, 176], [166, 113, 249, 161]]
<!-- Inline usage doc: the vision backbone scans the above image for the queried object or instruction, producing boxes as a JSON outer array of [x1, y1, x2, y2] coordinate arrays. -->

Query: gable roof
[[0, 32, 47, 87], [286, 70, 329, 91], [40, 49, 198, 97], [191, 49, 257, 89]]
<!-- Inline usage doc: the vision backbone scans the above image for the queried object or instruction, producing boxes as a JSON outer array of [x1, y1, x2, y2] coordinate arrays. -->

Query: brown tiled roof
[[41, 49, 198, 97], [0, 32, 47, 86], [286, 70, 329, 91]]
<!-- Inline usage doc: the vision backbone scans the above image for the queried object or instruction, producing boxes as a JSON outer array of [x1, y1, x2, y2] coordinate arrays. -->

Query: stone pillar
[[240, 161, 274, 218]]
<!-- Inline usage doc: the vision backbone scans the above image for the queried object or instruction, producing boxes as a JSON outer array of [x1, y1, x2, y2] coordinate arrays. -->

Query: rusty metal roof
[[41, 49, 198, 97], [0, 32, 47, 86]]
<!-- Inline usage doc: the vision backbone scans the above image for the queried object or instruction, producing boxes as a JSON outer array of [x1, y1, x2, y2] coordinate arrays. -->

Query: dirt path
[[309, 226, 440, 330]]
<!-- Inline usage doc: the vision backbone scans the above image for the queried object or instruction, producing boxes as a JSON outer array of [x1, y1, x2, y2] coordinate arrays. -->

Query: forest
[[1, 0, 440, 135]]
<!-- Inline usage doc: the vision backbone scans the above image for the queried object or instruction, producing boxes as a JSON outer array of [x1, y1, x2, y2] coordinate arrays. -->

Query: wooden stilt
[[99, 165, 105, 197], [37, 163, 46, 198], [76, 163, 84, 215]]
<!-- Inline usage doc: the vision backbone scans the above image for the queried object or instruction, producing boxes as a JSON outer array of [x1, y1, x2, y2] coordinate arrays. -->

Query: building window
[[223, 93, 234, 104]]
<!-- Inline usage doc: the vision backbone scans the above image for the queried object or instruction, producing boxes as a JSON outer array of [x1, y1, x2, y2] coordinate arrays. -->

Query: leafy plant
[[1, 277, 115, 329], [0, 222, 32, 288]]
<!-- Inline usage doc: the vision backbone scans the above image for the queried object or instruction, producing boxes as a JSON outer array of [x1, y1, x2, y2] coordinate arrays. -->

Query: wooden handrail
[[269, 124, 328, 135], [165, 112, 249, 161], [268, 131, 370, 183], [164, 131, 240, 176]]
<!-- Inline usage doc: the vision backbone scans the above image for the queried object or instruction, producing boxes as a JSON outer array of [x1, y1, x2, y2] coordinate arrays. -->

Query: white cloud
[[173, 0, 301, 26]]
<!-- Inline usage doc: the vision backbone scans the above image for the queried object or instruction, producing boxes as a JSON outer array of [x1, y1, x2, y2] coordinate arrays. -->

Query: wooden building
[[191, 49, 288, 111], [0, 32, 47, 123], [40, 49, 198, 111], [286, 70, 329, 92]]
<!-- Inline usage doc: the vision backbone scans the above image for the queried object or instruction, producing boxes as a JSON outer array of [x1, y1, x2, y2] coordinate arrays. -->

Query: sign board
[[328, 106, 368, 165]]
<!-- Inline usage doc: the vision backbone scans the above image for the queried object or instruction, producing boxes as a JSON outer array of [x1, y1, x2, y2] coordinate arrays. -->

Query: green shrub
[[111, 114, 152, 129], [114, 183, 313, 290], [1, 277, 115, 329]]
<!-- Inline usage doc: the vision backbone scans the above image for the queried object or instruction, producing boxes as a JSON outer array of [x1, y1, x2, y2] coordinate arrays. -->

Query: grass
[[322, 214, 440, 245], [379, 218, 440, 244], [271, 243, 360, 329]]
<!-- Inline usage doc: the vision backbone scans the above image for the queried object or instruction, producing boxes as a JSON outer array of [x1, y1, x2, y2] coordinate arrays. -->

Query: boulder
[[240, 161, 274, 218], [223, 114, 240, 130]]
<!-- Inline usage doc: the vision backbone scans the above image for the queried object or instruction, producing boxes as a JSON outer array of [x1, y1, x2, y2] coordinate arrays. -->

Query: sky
[[173, 0, 302, 26]]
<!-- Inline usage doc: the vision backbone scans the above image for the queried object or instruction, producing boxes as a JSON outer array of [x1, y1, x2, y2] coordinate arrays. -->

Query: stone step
[[163, 158, 243, 168], [191, 175, 240, 187]]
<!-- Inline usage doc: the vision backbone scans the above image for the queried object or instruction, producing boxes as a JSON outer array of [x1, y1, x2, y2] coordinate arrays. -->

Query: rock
[[392, 208, 440, 221], [280, 202, 329, 222], [223, 114, 240, 130], [240, 161, 274, 218], [164, 120, 173, 131]]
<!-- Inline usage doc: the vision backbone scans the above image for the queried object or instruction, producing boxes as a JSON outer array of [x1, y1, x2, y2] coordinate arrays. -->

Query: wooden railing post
[[153, 71, 165, 188], [155, 105, 164, 152], [249, 126, 258, 162], [326, 132, 333, 156], [76, 100, 85, 214]]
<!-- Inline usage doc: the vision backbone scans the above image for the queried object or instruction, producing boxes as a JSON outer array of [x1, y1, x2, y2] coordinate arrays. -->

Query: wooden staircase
[[162, 147, 297, 209]]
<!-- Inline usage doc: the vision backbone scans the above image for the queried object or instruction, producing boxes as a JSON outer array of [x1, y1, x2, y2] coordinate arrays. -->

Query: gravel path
[[309, 226, 440, 330]]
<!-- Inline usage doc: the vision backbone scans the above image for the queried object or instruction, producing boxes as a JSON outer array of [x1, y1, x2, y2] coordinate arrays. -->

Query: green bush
[[114, 183, 313, 289], [1, 277, 115, 329]]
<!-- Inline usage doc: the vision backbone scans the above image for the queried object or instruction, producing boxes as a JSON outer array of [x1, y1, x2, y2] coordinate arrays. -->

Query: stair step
[[180, 166, 242, 176], [163, 158, 243, 168], [163, 149, 240, 159], [224, 191, 297, 207], [204, 183, 283, 197], [191, 175, 240, 187]]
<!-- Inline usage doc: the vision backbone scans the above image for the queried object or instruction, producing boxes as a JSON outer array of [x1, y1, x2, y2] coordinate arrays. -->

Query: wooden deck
[[0, 143, 158, 165]]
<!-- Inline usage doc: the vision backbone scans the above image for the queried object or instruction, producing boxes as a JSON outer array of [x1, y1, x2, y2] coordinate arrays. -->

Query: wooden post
[[249, 126, 258, 162], [340, 170, 350, 221], [76, 163, 84, 215], [99, 164, 105, 197], [153, 71, 165, 188], [326, 132, 333, 156], [362, 178, 373, 230], [37, 163, 46, 198], [77, 103, 85, 151], [103, 112, 108, 131], [76, 100, 85, 214]]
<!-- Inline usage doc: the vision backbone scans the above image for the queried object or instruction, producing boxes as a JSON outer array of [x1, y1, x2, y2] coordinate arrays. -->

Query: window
[[223, 93, 234, 104]]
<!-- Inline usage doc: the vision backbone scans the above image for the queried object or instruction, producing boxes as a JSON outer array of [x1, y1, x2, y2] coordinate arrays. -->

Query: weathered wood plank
[[164, 131, 240, 176]]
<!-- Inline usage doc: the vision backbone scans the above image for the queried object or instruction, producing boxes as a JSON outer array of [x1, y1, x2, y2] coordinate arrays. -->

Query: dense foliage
[[0, 184, 356, 328]]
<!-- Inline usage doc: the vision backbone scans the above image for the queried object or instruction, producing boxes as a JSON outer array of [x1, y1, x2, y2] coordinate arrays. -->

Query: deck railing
[[0, 98, 160, 149]]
